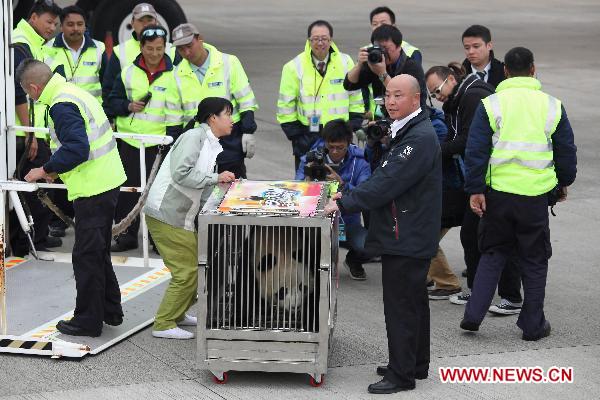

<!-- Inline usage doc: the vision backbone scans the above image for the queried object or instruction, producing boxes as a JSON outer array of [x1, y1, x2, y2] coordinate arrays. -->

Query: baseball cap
[[132, 3, 157, 20], [172, 23, 200, 46]]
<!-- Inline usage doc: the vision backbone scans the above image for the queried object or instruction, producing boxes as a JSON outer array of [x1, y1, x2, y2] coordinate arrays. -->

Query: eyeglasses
[[142, 28, 167, 38], [326, 143, 348, 153], [310, 36, 331, 44], [429, 77, 448, 99]]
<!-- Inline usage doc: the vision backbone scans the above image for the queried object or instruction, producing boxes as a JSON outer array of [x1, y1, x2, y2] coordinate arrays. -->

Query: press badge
[[309, 114, 320, 132], [338, 217, 346, 242]]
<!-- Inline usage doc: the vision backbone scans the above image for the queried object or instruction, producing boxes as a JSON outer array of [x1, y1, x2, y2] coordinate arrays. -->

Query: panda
[[207, 224, 321, 331]]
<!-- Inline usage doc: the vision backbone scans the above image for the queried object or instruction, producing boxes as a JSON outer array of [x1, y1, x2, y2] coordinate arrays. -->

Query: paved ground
[[2, 0, 600, 398]]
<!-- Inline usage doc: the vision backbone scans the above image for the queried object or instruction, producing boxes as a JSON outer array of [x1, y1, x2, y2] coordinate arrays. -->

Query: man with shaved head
[[325, 74, 441, 393], [19, 59, 126, 338]]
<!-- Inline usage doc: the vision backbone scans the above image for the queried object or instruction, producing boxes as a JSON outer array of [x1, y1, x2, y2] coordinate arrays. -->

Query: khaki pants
[[427, 228, 461, 290], [146, 216, 198, 331]]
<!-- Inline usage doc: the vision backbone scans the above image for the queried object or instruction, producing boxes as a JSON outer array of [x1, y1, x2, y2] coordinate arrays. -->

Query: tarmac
[[1, 0, 599, 398]]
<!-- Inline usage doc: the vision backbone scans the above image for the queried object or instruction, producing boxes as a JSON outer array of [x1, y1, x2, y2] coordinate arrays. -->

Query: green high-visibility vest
[[38, 74, 126, 201], [277, 40, 364, 127], [174, 43, 259, 124], [44, 36, 105, 102], [115, 57, 182, 148], [482, 77, 560, 196], [12, 19, 48, 138]]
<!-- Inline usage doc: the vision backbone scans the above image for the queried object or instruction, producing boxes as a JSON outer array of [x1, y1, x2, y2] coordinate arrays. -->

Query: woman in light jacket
[[144, 97, 236, 339]]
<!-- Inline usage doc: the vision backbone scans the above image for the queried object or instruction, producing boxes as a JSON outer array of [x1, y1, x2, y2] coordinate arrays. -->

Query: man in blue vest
[[461, 47, 577, 341]]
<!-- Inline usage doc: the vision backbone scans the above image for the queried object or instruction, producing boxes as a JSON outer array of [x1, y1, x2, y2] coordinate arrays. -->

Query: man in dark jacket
[[461, 25, 505, 89], [325, 75, 441, 394], [344, 24, 427, 108]]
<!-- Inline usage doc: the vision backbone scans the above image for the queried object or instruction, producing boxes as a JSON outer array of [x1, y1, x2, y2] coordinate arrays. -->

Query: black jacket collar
[[389, 109, 429, 147]]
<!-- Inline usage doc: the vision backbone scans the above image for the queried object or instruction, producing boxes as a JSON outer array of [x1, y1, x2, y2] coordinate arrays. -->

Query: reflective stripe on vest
[[487, 93, 557, 166]]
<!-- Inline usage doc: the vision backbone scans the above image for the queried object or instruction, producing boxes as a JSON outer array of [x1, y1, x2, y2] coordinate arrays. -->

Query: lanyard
[[63, 47, 84, 81], [312, 62, 327, 115]]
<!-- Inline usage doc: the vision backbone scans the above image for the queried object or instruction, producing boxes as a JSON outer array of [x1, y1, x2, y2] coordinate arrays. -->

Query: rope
[[111, 147, 164, 236]]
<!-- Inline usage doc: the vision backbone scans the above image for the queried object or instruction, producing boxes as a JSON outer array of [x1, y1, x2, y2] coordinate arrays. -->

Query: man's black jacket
[[462, 50, 505, 89], [338, 110, 442, 259]]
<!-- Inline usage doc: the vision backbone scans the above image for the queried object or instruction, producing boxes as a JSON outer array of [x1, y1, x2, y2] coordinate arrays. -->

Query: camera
[[367, 43, 384, 64], [304, 147, 330, 181], [366, 119, 391, 141]]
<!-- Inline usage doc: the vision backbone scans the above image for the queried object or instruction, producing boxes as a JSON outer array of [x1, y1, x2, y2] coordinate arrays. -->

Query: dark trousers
[[381, 255, 430, 387], [114, 140, 159, 242], [218, 160, 247, 179], [461, 205, 523, 303], [341, 223, 374, 265], [10, 138, 52, 255], [464, 190, 551, 337], [72, 187, 122, 331]]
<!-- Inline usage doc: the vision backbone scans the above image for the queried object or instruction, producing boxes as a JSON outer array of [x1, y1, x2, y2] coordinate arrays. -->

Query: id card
[[338, 218, 346, 242], [309, 114, 320, 132]]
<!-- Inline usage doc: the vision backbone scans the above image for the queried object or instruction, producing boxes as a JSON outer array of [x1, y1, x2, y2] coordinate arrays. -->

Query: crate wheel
[[309, 374, 324, 387], [212, 372, 228, 384]]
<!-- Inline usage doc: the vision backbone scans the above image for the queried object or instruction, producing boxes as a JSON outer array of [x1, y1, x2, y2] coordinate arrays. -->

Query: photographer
[[344, 24, 427, 109], [296, 120, 372, 280]]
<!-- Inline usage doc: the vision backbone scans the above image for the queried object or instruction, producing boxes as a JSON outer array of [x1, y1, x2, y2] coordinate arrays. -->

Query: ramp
[[0, 256, 170, 357]]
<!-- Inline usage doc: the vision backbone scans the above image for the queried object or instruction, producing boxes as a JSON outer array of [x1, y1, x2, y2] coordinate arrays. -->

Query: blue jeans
[[341, 223, 375, 265]]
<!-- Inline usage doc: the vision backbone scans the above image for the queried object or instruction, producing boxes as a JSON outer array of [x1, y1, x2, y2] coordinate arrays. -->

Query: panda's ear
[[258, 254, 277, 271], [291, 249, 304, 263]]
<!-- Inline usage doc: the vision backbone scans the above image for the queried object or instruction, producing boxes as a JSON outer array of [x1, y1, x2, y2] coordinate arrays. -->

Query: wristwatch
[[378, 72, 389, 83]]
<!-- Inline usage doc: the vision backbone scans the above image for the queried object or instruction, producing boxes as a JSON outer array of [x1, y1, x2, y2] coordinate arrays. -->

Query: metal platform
[[0, 255, 170, 357]]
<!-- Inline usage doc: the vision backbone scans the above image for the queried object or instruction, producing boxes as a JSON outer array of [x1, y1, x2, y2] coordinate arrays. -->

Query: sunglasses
[[142, 28, 167, 38], [429, 77, 448, 99]]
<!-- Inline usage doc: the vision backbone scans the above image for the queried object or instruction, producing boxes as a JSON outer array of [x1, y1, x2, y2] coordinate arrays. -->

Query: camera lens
[[367, 47, 383, 64]]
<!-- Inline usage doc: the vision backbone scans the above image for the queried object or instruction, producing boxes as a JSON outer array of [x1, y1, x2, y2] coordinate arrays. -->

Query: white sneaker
[[177, 314, 197, 326], [152, 327, 194, 339], [489, 299, 522, 315], [449, 292, 471, 305]]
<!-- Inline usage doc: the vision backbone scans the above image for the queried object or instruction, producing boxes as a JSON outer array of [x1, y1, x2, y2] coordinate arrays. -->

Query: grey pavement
[[2, 0, 600, 398]]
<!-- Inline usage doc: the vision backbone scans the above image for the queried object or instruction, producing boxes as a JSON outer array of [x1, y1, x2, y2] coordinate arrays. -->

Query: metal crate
[[197, 181, 338, 386]]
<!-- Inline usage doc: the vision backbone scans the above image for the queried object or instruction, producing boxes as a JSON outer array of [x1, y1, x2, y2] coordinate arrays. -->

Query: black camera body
[[367, 43, 384, 64], [366, 119, 391, 141], [304, 147, 330, 181]]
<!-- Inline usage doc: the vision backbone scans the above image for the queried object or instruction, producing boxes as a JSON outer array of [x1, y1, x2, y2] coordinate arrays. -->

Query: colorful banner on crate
[[218, 181, 323, 216]]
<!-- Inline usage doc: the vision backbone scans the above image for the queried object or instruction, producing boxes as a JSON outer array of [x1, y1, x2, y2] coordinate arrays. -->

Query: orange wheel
[[212, 372, 228, 384], [309, 374, 324, 387]]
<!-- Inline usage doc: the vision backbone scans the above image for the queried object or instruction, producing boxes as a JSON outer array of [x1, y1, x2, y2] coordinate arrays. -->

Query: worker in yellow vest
[[277, 20, 364, 170], [106, 25, 182, 252], [102, 3, 178, 106], [461, 47, 577, 340], [172, 22, 259, 178], [43, 5, 108, 238], [11, 0, 62, 255], [21, 59, 126, 337]]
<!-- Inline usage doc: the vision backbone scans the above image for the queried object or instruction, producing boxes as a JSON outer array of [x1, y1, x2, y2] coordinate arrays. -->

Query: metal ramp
[[0, 255, 171, 357]]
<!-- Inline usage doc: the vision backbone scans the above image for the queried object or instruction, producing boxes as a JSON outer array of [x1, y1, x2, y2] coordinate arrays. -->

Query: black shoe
[[428, 287, 462, 300], [376, 366, 428, 380], [111, 238, 138, 252], [367, 378, 414, 394], [49, 225, 66, 238], [104, 314, 124, 326], [461, 268, 468, 277], [522, 320, 551, 341], [56, 320, 101, 337], [460, 318, 480, 331], [344, 260, 366, 280], [43, 236, 63, 248]]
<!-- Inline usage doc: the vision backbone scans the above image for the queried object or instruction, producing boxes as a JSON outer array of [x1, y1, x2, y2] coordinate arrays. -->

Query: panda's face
[[255, 252, 314, 312]]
